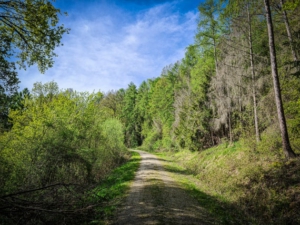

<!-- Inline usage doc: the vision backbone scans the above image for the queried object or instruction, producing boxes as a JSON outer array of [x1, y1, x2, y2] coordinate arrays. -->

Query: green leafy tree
[[122, 82, 140, 147], [32, 81, 59, 99], [145, 65, 178, 149], [196, 0, 223, 76], [0, 0, 69, 92], [173, 45, 213, 150], [0, 87, 30, 131], [135, 81, 150, 143], [0, 82, 127, 223]]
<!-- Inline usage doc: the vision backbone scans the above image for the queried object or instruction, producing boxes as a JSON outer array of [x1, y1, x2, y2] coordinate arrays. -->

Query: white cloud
[[18, 1, 198, 93]]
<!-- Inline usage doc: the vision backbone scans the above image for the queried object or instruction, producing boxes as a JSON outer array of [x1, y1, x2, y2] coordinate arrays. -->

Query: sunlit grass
[[155, 138, 300, 224]]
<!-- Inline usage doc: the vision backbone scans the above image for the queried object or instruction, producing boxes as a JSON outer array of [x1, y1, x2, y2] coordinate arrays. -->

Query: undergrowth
[[88, 151, 141, 224], [155, 134, 300, 224]]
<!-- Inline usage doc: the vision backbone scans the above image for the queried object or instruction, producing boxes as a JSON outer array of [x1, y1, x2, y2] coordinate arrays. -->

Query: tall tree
[[264, 0, 296, 158], [280, 0, 298, 62], [225, 0, 262, 142], [135, 81, 150, 142], [197, 0, 223, 76], [246, 3, 260, 142], [197, 0, 237, 143], [122, 83, 140, 147]]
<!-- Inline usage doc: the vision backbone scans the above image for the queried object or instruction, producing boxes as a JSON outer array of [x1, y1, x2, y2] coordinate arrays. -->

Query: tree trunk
[[247, 3, 260, 143], [280, 0, 298, 62], [264, 0, 296, 159], [228, 111, 233, 143], [213, 33, 219, 77]]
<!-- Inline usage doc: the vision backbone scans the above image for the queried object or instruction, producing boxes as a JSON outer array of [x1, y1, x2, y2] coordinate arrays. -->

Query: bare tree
[[246, 3, 260, 142]]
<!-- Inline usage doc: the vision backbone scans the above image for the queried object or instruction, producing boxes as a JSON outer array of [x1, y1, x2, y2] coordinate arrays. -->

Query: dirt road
[[114, 150, 216, 225]]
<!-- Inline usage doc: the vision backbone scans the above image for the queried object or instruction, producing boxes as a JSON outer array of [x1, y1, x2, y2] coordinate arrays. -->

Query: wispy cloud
[[18, 1, 198, 92]]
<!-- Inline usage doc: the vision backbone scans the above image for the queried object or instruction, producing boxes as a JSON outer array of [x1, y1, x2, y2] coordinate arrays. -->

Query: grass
[[156, 150, 242, 224], [154, 136, 300, 225], [88, 151, 141, 224]]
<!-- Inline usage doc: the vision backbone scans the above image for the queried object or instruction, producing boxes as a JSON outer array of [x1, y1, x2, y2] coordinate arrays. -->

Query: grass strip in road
[[90, 151, 141, 224]]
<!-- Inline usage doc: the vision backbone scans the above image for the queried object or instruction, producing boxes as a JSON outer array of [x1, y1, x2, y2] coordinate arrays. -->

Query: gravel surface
[[114, 150, 216, 225]]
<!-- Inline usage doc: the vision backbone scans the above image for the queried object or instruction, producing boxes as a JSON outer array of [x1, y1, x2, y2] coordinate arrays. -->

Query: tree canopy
[[0, 0, 69, 93]]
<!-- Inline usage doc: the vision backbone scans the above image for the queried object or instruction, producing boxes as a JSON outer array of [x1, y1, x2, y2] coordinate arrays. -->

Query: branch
[[1, 183, 78, 198]]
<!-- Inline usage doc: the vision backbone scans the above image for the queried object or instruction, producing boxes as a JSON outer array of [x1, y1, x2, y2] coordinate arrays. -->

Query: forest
[[1, 0, 300, 224], [116, 0, 300, 156]]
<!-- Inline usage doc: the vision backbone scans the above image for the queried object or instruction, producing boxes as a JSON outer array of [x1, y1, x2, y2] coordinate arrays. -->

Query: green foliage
[[118, 0, 300, 160], [101, 118, 126, 161], [139, 64, 179, 151], [0, 82, 128, 224], [100, 90, 124, 117], [0, 0, 69, 72], [90, 151, 141, 222], [173, 46, 213, 151], [122, 82, 140, 147], [140, 130, 161, 151], [0, 0, 68, 93], [157, 137, 300, 224], [31, 81, 59, 98], [282, 0, 300, 10], [0, 88, 30, 132]]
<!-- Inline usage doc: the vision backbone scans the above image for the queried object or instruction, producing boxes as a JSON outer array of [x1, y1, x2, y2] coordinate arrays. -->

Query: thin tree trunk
[[247, 4, 260, 143], [228, 111, 233, 143], [264, 0, 296, 159], [280, 0, 298, 62], [211, 129, 214, 146], [213, 35, 219, 76]]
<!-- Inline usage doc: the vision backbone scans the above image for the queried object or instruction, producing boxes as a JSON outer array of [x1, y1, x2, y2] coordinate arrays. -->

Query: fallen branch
[[1, 183, 79, 198]]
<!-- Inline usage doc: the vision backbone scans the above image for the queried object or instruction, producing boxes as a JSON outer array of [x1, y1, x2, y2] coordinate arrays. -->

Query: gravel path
[[114, 150, 216, 225]]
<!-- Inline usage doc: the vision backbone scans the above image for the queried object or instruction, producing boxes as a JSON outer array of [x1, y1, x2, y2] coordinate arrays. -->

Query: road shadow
[[115, 150, 248, 225], [161, 156, 300, 225], [115, 181, 218, 225], [161, 161, 247, 224]]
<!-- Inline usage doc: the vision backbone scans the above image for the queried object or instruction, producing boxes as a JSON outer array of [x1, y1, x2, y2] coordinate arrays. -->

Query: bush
[[0, 90, 127, 224]]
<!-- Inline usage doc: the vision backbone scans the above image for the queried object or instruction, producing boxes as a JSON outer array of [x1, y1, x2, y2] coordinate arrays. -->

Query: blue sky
[[18, 0, 202, 93]]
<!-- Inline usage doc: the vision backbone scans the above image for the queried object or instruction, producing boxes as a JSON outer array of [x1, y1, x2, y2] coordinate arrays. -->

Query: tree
[[32, 81, 59, 98], [280, 0, 298, 62], [197, 0, 223, 76], [197, 0, 238, 143], [122, 82, 139, 147], [246, 2, 260, 142], [135, 81, 150, 142], [264, 0, 296, 159], [0, 86, 127, 224], [0, 87, 30, 131], [0, 0, 68, 91], [0, 88, 10, 131], [100, 91, 120, 116], [223, 0, 263, 142]]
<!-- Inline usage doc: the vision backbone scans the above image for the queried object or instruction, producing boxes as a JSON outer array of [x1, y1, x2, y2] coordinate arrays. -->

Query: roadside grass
[[89, 151, 141, 224], [156, 149, 243, 225], [154, 135, 300, 224]]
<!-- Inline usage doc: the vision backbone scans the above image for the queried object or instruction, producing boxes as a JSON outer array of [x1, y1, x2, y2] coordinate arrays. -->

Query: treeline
[[105, 0, 300, 156], [0, 82, 127, 224], [0, 0, 300, 223]]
